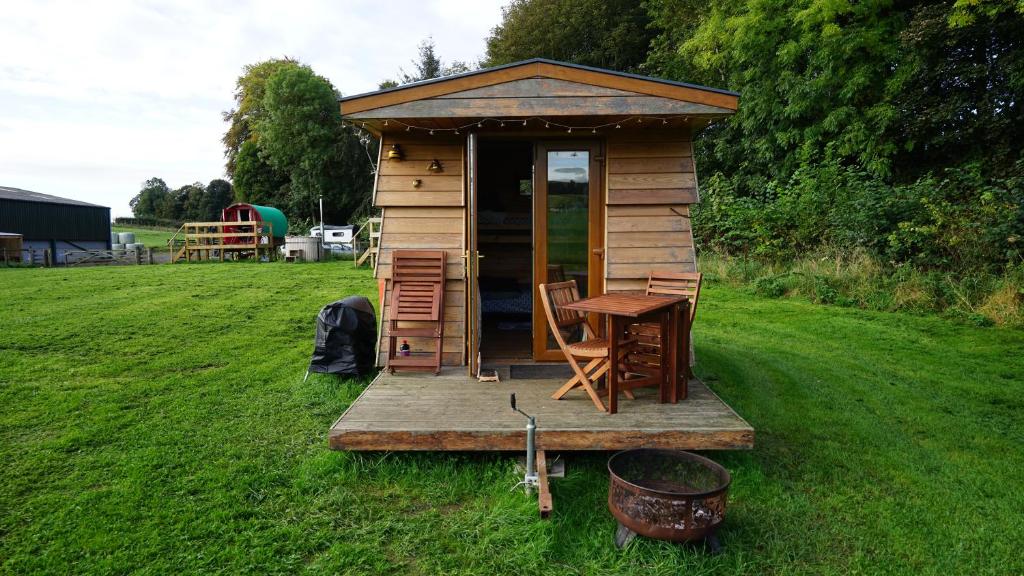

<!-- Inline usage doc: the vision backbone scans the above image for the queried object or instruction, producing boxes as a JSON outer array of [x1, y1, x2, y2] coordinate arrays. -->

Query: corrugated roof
[[0, 186, 107, 208]]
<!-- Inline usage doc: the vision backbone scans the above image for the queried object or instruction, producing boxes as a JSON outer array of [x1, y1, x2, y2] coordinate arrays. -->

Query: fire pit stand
[[608, 449, 731, 552]]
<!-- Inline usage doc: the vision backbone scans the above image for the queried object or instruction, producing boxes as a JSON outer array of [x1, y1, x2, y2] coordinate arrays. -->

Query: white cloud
[[0, 0, 505, 217]]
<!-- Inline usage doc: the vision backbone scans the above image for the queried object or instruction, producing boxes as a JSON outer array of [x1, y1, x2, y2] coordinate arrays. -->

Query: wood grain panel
[[608, 261, 695, 279], [377, 175, 463, 192], [606, 216, 691, 233], [607, 231, 693, 248], [379, 159, 463, 176], [607, 188, 697, 205], [607, 246, 693, 263], [607, 140, 692, 158], [340, 61, 739, 115], [608, 172, 695, 190], [608, 157, 694, 174], [375, 191, 464, 207], [436, 77, 637, 98], [350, 96, 731, 119], [329, 370, 754, 451]]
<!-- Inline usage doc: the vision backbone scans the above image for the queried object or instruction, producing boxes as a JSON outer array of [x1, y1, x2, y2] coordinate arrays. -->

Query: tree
[[201, 179, 233, 221], [380, 38, 472, 86], [129, 177, 170, 218], [258, 66, 367, 222], [221, 58, 301, 179], [233, 140, 289, 206], [483, 0, 655, 73]]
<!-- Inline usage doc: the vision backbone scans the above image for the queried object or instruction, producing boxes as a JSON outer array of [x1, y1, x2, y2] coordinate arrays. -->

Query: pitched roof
[[339, 58, 739, 117], [0, 186, 107, 208]]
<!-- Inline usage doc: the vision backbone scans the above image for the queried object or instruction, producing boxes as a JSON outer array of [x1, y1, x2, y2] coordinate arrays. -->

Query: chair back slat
[[646, 271, 702, 323], [391, 250, 445, 322], [538, 280, 589, 349]]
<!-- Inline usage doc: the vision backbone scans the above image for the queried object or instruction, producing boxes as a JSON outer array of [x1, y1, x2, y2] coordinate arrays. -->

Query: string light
[[522, 120, 527, 126]]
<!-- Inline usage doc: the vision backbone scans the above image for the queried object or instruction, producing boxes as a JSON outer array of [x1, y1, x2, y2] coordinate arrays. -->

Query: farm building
[[0, 186, 111, 264], [339, 59, 738, 373]]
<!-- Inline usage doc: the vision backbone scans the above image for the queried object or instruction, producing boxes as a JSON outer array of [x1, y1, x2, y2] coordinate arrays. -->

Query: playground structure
[[170, 203, 288, 263]]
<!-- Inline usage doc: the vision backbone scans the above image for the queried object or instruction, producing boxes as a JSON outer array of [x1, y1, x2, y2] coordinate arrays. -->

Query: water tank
[[283, 236, 322, 262]]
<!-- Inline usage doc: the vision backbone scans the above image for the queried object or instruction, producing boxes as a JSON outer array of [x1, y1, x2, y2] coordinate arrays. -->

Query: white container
[[283, 236, 322, 262]]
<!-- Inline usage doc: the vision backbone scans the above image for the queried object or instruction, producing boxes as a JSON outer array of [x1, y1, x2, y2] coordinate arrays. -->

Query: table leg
[[669, 305, 679, 404], [658, 310, 669, 403], [608, 314, 618, 415], [680, 301, 690, 400]]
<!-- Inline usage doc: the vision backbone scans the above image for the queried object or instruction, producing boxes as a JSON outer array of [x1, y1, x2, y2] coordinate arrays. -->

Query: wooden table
[[562, 293, 690, 414]]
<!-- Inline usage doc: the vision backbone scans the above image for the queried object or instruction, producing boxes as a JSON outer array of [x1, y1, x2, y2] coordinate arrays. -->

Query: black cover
[[308, 296, 377, 376]]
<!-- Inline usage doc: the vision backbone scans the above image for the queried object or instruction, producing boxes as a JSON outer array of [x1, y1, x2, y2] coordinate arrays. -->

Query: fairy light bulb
[[429, 130, 434, 135], [522, 120, 527, 126]]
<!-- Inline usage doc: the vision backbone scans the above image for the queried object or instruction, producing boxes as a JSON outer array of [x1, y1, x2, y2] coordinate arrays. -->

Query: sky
[[0, 0, 507, 217]]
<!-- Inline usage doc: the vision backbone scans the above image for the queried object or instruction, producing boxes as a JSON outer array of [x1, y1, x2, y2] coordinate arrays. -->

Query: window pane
[[546, 150, 589, 348]]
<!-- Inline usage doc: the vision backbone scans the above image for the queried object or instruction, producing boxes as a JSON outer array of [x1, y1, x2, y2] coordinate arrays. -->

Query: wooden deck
[[329, 368, 754, 451]]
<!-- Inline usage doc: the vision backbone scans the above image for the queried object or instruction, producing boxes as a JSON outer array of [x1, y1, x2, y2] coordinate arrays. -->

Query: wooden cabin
[[340, 59, 738, 375]]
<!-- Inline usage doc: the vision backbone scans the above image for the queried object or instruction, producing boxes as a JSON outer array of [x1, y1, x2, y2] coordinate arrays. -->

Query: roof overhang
[[340, 59, 738, 136]]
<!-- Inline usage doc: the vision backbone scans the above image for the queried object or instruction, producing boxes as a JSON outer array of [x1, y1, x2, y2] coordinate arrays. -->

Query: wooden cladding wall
[[605, 134, 698, 293], [374, 133, 467, 365], [376, 134, 464, 207]]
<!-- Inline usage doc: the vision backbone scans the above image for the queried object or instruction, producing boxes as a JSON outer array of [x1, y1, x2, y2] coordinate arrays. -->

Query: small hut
[[339, 59, 738, 373]]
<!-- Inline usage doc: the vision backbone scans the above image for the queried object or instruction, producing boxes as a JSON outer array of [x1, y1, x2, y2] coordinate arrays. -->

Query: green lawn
[[1, 263, 1022, 575], [111, 225, 177, 249]]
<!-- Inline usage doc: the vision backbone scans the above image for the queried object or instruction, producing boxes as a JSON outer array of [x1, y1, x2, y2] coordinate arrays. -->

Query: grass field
[[1, 263, 1023, 575], [111, 225, 177, 249]]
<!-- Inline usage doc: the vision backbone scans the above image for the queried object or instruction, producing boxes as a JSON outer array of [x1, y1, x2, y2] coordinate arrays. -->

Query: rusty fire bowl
[[608, 449, 731, 543]]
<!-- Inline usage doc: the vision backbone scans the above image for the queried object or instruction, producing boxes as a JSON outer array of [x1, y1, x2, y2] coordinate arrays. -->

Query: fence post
[[44, 249, 51, 267], [30, 248, 36, 266]]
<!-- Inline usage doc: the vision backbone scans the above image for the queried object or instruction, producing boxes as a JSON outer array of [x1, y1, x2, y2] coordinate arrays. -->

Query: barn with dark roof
[[0, 186, 111, 263]]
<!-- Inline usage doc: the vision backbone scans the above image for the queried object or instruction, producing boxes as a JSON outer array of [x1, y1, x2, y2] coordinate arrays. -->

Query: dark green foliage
[[226, 59, 376, 225], [636, 0, 1024, 273], [200, 179, 234, 221], [131, 179, 235, 223], [483, 0, 655, 72], [128, 177, 170, 219]]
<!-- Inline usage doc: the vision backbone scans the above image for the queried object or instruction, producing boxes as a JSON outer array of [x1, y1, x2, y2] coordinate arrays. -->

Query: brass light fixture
[[427, 159, 443, 173], [387, 144, 403, 161]]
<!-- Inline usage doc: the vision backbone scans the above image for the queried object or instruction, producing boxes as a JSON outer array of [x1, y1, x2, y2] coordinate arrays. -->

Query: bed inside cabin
[[477, 139, 534, 361]]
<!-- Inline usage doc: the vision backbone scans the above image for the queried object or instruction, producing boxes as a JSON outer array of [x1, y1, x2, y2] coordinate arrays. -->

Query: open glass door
[[532, 141, 603, 361]]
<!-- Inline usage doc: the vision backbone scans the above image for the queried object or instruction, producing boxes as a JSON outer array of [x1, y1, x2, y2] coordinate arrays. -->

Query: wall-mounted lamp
[[427, 159, 443, 173], [387, 144, 404, 161]]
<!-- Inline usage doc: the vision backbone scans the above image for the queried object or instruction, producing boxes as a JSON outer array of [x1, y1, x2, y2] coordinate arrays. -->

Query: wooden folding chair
[[386, 250, 446, 374], [539, 281, 634, 412], [624, 271, 702, 387]]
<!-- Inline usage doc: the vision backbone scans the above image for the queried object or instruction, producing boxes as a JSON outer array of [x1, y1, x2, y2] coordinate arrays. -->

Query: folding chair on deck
[[386, 250, 446, 374]]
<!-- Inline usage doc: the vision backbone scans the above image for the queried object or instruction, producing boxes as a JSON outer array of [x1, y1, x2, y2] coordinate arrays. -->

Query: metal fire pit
[[608, 449, 730, 550]]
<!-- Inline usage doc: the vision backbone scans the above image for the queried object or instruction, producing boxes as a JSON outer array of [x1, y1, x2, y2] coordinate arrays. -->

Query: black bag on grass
[[308, 296, 377, 377]]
